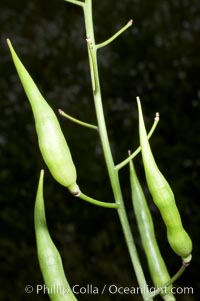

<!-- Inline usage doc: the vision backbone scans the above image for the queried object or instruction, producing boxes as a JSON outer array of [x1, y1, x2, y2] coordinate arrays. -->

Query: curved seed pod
[[137, 97, 192, 263], [7, 39, 80, 195], [34, 170, 77, 301], [129, 159, 175, 301]]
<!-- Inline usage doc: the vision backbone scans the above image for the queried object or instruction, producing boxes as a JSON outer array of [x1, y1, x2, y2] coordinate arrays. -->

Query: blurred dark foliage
[[0, 0, 199, 300]]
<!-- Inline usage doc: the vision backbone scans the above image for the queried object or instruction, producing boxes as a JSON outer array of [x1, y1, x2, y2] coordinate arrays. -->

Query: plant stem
[[78, 192, 119, 209], [116, 113, 159, 171], [58, 108, 98, 130], [64, 0, 84, 8], [148, 262, 188, 298], [96, 19, 133, 49], [83, 1, 151, 300]]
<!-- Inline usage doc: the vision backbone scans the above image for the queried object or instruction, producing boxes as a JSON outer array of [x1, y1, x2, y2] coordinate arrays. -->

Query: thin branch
[[115, 112, 160, 171], [148, 262, 189, 298], [58, 109, 98, 131], [77, 192, 119, 209], [64, 0, 85, 8], [96, 19, 133, 49]]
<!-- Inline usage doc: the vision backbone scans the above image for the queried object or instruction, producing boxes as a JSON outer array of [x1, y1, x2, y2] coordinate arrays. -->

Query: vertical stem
[[82, 1, 151, 300]]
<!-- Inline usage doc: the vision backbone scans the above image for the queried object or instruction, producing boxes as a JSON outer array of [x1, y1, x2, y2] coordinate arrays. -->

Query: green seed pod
[[137, 97, 192, 263], [7, 39, 80, 195], [34, 170, 77, 301], [129, 159, 175, 301]]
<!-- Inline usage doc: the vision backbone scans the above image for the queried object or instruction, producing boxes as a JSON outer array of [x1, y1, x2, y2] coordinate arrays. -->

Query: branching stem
[[64, 0, 85, 7], [96, 19, 133, 49], [116, 112, 159, 170], [78, 192, 118, 208], [58, 109, 98, 130], [83, 1, 151, 300]]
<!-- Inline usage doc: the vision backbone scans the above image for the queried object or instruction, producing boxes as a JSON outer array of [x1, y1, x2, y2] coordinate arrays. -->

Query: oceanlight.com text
[[25, 284, 194, 296]]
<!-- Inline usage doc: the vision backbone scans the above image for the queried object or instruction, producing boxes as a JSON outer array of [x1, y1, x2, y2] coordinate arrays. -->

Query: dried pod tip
[[155, 112, 160, 121], [182, 254, 192, 265], [128, 19, 134, 26], [58, 108, 64, 115], [68, 183, 81, 197]]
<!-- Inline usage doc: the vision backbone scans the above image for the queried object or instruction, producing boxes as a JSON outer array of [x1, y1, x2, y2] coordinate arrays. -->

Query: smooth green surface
[[129, 160, 175, 301], [34, 170, 77, 301], [137, 97, 192, 261], [7, 39, 80, 196]]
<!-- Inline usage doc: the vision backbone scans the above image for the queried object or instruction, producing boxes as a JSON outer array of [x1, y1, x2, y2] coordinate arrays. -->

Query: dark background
[[0, 0, 199, 300]]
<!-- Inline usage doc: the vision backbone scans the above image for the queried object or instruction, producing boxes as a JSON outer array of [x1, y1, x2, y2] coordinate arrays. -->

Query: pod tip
[[136, 96, 140, 103], [155, 112, 160, 121], [128, 19, 133, 26], [182, 254, 192, 265], [58, 108, 64, 116], [6, 38, 11, 47], [68, 183, 81, 197]]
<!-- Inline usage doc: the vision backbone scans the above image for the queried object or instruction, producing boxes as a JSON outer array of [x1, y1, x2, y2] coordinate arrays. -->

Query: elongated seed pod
[[129, 159, 175, 301], [137, 97, 192, 263], [7, 39, 80, 195], [34, 170, 77, 301]]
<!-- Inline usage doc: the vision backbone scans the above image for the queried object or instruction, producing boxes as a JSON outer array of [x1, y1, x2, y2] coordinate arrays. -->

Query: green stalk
[[148, 263, 188, 299], [58, 108, 98, 130], [116, 113, 159, 171], [82, 1, 151, 299], [78, 192, 119, 209], [64, 0, 84, 7], [96, 19, 133, 49]]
